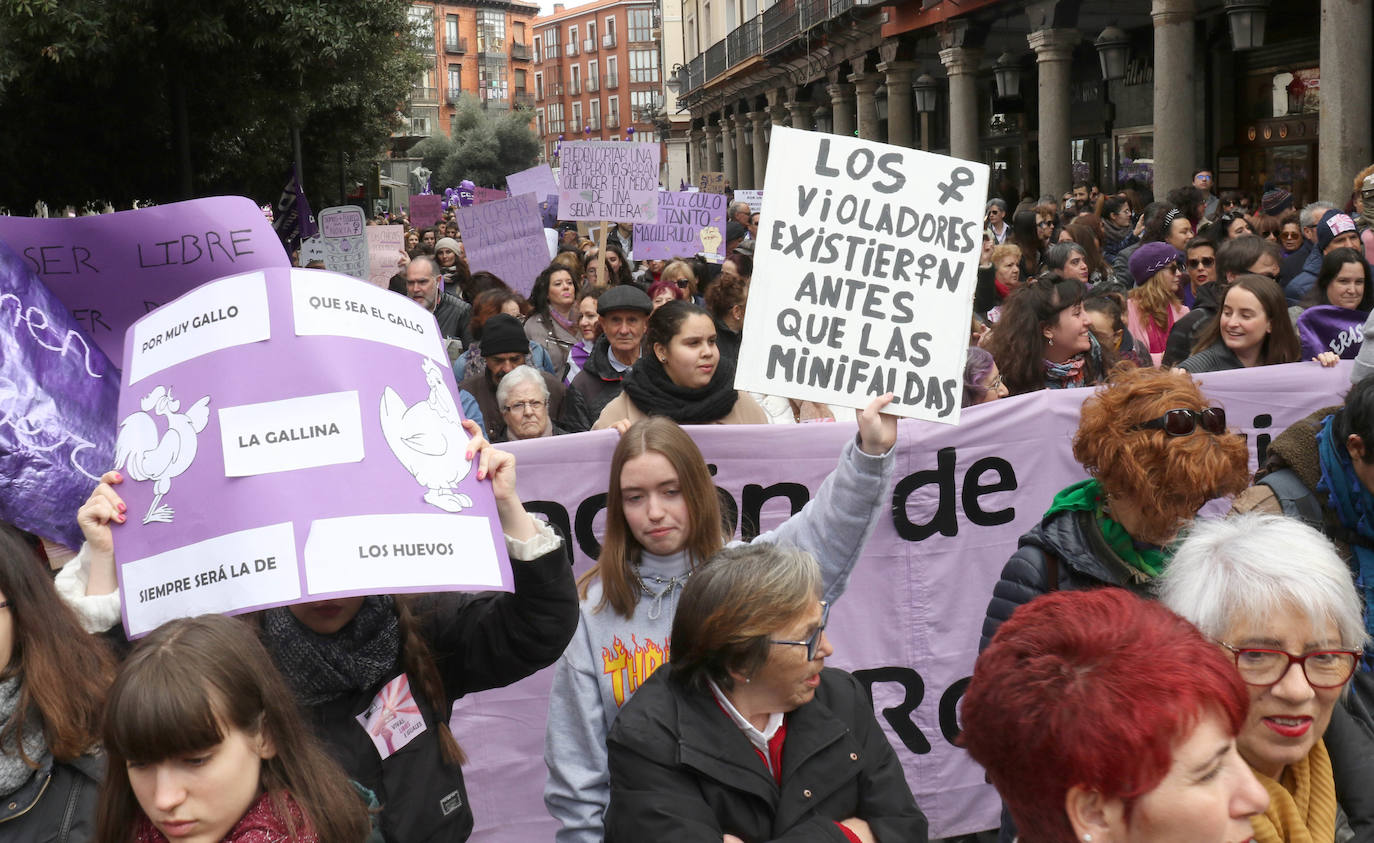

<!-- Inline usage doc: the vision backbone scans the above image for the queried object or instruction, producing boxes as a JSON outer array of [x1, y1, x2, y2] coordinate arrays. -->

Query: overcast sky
[[535, 0, 597, 18]]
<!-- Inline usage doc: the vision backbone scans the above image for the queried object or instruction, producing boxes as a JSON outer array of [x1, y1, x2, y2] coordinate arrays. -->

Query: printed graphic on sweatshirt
[[602, 634, 668, 707]]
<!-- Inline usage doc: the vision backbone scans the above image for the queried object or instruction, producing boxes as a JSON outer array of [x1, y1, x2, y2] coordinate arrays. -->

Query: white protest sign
[[318, 206, 369, 279], [365, 225, 406, 288], [299, 236, 327, 266], [557, 142, 660, 222], [737, 127, 988, 424], [733, 189, 764, 210]]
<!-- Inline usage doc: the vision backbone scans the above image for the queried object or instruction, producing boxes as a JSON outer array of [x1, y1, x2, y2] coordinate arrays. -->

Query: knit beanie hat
[[1316, 210, 1357, 252], [435, 237, 461, 255], [1261, 187, 1294, 215], [482, 314, 529, 356]]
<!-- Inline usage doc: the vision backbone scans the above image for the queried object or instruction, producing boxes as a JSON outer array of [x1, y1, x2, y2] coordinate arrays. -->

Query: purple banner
[[557, 141, 660, 222], [0, 197, 290, 364], [633, 190, 727, 260], [506, 164, 559, 205], [0, 240, 119, 548], [410, 194, 444, 229], [1297, 304, 1367, 360], [455, 194, 548, 297], [111, 267, 511, 637]]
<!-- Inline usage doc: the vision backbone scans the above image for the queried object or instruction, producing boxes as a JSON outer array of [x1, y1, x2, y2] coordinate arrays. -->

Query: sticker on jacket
[[356, 673, 428, 760], [440, 790, 463, 816]]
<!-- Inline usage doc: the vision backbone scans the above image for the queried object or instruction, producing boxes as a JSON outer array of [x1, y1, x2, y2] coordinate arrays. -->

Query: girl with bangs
[[97, 614, 370, 843], [545, 399, 899, 843]]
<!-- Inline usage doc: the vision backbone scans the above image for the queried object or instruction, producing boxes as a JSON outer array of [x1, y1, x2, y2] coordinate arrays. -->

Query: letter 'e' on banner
[[736, 126, 989, 424]]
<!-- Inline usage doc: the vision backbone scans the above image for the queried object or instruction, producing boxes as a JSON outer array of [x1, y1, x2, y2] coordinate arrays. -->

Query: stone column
[[750, 111, 771, 187], [827, 82, 855, 138], [850, 72, 882, 141], [786, 98, 814, 131], [718, 117, 737, 186], [1027, 28, 1079, 200], [703, 125, 721, 173], [1320, 0, 1373, 202], [734, 112, 754, 189], [688, 129, 705, 184], [1151, 0, 1195, 193], [877, 61, 916, 148], [938, 47, 983, 162]]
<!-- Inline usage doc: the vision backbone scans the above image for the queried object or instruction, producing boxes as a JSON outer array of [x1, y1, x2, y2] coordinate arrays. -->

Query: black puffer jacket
[[980, 508, 1153, 651], [0, 753, 103, 842], [569, 337, 630, 418]]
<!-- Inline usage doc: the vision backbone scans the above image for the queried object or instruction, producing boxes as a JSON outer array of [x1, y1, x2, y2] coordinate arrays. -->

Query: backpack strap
[[1257, 468, 1324, 529]]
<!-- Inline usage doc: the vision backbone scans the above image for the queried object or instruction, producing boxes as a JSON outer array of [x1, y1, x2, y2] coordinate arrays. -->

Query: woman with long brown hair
[[986, 277, 1119, 395], [0, 524, 113, 841], [546, 402, 898, 843]]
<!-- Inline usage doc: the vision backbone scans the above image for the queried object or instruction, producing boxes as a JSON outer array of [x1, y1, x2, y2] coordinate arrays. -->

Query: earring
[[1046, 334, 1054, 347], [1083, 835, 1093, 842]]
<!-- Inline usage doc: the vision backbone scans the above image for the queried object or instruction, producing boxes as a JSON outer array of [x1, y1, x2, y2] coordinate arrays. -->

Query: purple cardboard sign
[[1297, 304, 1367, 360], [633, 191, 727, 260], [506, 164, 559, 205], [473, 187, 508, 205], [455, 194, 548, 297], [410, 195, 444, 229], [0, 197, 289, 365], [0, 239, 120, 549], [557, 141, 660, 222], [111, 267, 512, 637]]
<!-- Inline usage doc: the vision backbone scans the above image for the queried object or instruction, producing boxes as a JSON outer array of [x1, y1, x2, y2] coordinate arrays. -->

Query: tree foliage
[[0, 0, 425, 209], [432, 93, 539, 190]]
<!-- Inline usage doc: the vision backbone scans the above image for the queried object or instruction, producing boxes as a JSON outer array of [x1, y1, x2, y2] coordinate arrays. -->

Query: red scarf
[[134, 792, 316, 842]]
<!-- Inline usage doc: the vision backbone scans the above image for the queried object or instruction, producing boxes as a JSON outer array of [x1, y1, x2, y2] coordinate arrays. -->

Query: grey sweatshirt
[[543, 436, 895, 843]]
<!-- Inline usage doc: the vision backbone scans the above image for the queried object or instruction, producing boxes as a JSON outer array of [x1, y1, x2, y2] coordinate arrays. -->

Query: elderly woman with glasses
[[602, 543, 928, 843], [495, 364, 568, 440], [981, 367, 1251, 650], [1160, 513, 1369, 843]]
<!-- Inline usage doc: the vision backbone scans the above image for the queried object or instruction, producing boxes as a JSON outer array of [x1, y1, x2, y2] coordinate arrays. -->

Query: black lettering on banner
[[938, 676, 972, 744], [963, 457, 1016, 527], [892, 447, 1019, 540], [1253, 413, 1272, 466], [852, 666, 930, 755], [740, 481, 810, 542], [574, 492, 609, 560], [707, 464, 740, 537], [524, 501, 573, 560]]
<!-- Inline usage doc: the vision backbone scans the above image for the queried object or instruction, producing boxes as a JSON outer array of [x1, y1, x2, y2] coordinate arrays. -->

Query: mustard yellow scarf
[[1250, 739, 1338, 843]]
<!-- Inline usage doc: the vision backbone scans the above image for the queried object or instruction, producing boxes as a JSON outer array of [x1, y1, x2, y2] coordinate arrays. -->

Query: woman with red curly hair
[[963, 588, 1268, 843], [981, 367, 1251, 650]]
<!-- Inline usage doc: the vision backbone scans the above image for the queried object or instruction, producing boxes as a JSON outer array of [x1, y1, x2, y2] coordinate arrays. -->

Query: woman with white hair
[[496, 364, 565, 440], [1159, 512, 1369, 843]]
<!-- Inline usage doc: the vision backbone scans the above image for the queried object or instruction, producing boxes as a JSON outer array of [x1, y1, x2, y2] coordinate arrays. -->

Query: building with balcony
[[669, 0, 1371, 207], [398, 0, 540, 144], [531, 0, 666, 179]]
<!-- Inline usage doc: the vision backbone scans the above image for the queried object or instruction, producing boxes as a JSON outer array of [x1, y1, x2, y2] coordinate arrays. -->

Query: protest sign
[[298, 236, 327, 266], [632, 191, 726, 260], [507, 163, 559, 203], [539, 195, 560, 230], [111, 267, 511, 637], [450, 361, 1353, 841], [733, 188, 764, 210], [455, 193, 548, 296], [473, 187, 508, 204], [736, 127, 989, 424], [0, 240, 119, 549], [698, 171, 726, 193], [557, 142, 660, 222], [0, 197, 289, 364], [365, 225, 406, 288], [1297, 304, 1366, 360], [317, 206, 369, 280], [410, 194, 444, 228]]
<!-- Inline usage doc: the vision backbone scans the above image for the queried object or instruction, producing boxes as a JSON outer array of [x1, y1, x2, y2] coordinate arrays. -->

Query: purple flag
[[0, 239, 120, 548], [1296, 304, 1367, 360], [271, 166, 317, 251]]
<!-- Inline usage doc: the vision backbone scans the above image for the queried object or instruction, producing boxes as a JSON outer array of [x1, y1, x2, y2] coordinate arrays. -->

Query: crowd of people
[[3, 165, 1374, 842]]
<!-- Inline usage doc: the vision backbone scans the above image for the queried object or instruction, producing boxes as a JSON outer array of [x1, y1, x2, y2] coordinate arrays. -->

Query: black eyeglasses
[[1133, 407, 1227, 436], [1188, 256, 1216, 268], [1220, 643, 1360, 689], [771, 601, 829, 660]]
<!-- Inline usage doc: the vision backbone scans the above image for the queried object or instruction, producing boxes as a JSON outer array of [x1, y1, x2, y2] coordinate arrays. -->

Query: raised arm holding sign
[[736, 127, 989, 424]]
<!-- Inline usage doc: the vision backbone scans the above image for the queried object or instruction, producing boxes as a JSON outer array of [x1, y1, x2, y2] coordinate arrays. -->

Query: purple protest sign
[[1297, 304, 1367, 360], [557, 141, 660, 222], [111, 267, 511, 637], [455, 194, 548, 296], [410, 194, 444, 229], [0, 197, 289, 365], [0, 239, 119, 548], [633, 191, 727, 260], [507, 164, 559, 204], [473, 187, 508, 205]]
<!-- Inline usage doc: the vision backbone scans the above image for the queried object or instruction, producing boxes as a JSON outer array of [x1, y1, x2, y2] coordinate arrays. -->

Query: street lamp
[[1225, 0, 1269, 50], [1094, 27, 1131, 82], [913, 74, 939, 114], [993, 52, 1021, 99], [665, 63, 685, 95]]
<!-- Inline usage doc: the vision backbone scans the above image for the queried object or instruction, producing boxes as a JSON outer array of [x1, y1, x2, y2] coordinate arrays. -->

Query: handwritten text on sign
[[633, 191, 727, 260], [736, 127, 988, 424], [557, 142, 660, 222], [455, 193, 548, 296]]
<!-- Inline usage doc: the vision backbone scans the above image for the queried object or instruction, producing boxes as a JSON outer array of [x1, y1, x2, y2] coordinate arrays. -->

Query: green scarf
[[1043, 479, 1167, 578]]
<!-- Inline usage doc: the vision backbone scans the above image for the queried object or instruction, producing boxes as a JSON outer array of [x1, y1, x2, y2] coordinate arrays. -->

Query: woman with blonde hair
[[1126, 241, 1189, 361]]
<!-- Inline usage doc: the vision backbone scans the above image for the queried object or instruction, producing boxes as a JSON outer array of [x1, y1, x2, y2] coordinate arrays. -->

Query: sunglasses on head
[[1133, 407, 1227, 436]]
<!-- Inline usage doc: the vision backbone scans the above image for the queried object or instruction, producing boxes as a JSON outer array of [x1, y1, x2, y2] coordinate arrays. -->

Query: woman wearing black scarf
[[592, 300, 768, 428]]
